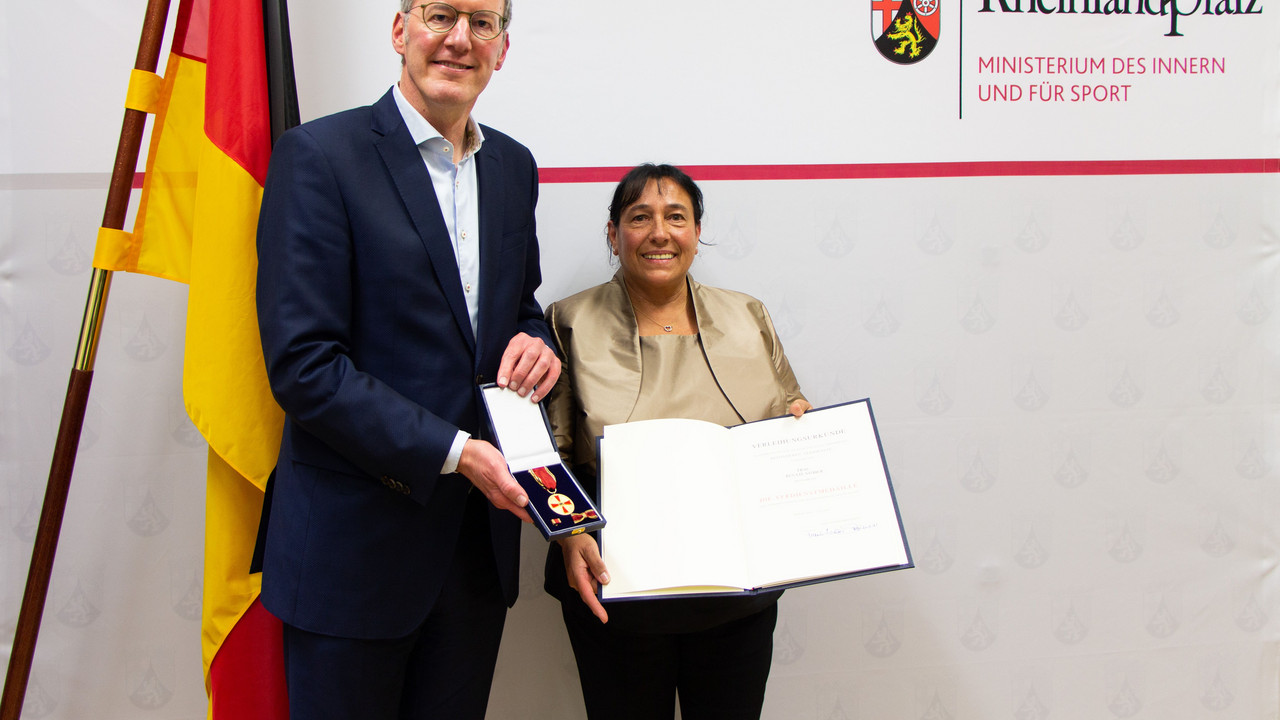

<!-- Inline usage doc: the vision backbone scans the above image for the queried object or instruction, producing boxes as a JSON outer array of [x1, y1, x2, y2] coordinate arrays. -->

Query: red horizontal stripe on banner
[[108, 158, 1277, 191], [541, 158, 1280, 184]]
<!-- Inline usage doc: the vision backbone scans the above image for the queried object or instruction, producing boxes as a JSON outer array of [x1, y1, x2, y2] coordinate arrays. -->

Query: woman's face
[[608, 178, 700, 296]]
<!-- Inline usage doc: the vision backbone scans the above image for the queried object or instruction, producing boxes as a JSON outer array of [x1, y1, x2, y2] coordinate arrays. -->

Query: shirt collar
[[391, 83, 485, 159]]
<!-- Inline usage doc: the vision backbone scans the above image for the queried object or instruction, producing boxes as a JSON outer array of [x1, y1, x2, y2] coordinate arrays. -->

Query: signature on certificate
[[807, 520, 879, 538]]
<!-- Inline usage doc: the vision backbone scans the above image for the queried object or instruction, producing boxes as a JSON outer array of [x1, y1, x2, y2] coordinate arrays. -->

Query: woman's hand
[[558, 533, 611, 623], [789, 399, 813, 418]]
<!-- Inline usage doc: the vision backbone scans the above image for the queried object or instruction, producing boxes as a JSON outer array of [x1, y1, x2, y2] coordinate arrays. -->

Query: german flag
[[93, 0, 297, 716]]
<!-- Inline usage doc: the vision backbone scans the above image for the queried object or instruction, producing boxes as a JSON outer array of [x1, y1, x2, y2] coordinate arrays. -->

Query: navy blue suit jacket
[[255, 89, 551, 640]]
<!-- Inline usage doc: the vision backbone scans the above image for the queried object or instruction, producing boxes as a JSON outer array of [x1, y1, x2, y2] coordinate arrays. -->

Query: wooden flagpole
[[0, 0, 173, 717]]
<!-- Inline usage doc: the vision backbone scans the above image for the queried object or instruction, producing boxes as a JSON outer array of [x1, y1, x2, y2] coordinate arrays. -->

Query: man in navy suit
[[254, 1, 559, 717]]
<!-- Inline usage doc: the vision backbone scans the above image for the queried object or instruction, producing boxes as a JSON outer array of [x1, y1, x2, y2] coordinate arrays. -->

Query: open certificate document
[[598, 400, 911, 600]]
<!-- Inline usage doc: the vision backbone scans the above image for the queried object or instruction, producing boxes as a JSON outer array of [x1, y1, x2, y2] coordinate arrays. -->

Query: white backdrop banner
[[2, 0, 1277, 718]]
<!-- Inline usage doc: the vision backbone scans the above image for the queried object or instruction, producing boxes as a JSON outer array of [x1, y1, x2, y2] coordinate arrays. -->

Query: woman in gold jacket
[[544, 163, 810, 720]]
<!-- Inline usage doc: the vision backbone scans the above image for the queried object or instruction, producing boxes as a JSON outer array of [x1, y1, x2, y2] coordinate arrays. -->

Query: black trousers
[[281, 491, 507, 720], [561, 600, 778, 720]]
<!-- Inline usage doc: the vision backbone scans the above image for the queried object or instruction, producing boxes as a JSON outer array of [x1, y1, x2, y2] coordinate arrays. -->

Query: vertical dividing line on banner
[[0, 1, 173, 718], [958, 0, 965, 119]]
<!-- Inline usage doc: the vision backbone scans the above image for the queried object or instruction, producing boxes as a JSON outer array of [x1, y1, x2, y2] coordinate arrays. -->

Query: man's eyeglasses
[[410, 3, 507, 40]]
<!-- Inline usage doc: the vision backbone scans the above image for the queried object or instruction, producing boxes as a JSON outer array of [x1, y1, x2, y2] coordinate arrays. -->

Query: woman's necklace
[[625, 278, 694, 334], [632, 304, 676, 333]]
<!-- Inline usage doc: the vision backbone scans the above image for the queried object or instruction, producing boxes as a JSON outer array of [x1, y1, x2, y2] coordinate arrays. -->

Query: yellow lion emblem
[[886, 14, 924, 58]]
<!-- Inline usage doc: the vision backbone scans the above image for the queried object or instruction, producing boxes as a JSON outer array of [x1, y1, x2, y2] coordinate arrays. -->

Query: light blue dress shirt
[[393, 84, 484, 475]]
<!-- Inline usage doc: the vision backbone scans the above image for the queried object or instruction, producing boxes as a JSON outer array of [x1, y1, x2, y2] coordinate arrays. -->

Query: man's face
[[393, 1, 509, 121]]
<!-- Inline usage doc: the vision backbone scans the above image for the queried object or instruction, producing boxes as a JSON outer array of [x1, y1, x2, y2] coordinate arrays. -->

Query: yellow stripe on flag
[[125, 69, 165, 114], [185, 127, 283, 684], [92, 227, 136, 270], [105, 52, 208, 281], [185, 134, 282, 491], [202, 449, 265, 682]]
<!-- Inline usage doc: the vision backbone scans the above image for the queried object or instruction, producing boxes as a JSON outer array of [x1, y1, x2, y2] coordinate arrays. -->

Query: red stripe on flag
[[208, 598, 288, 718], [204, 0, 271, 185], [172, 0, 210, 62]]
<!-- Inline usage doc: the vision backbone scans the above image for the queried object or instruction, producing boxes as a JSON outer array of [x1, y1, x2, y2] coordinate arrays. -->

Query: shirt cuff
[[441, 430, 471, 475]]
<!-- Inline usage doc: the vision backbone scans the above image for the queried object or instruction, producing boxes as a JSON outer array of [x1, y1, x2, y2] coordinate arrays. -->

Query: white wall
[[1, 1, 1277, 718]]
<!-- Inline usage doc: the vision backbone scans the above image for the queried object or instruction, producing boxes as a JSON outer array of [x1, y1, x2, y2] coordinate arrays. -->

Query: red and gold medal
[[530, 466, 557, 493], [530, 466, 597, 526], [548, 493, 575, 515]]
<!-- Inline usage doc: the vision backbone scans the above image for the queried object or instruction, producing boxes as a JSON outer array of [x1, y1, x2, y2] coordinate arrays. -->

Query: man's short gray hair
[[399, 0, 513, 26]]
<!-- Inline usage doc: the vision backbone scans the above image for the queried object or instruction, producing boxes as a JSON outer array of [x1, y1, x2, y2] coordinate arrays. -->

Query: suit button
[[476, 374, 487, 385]]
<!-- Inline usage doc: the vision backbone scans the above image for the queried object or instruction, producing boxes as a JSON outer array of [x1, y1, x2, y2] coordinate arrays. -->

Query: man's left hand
[[497, 333, 561, 402]]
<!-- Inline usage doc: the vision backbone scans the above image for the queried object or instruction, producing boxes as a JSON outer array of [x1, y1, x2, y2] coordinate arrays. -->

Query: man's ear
[[494, 33, 510, 71], [392, 12, 407, 59]]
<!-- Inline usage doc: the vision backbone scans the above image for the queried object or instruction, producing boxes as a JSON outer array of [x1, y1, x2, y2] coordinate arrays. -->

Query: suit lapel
[[475, 137, 502, 355], [371, 91, 476, 352]]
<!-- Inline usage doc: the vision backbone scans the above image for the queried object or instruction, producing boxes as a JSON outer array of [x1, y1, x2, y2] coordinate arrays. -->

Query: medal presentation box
[[480, 384, 604, 540]]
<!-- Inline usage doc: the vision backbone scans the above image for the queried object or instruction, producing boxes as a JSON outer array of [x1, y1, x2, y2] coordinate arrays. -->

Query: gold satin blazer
[[545, 271, 807, 475]]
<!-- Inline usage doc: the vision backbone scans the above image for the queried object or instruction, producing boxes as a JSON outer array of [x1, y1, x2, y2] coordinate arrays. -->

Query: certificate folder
[[480, 384, 605, 540], [597, 399, 911, 601]]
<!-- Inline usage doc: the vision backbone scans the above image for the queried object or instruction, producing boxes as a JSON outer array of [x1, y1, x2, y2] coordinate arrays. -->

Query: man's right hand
[[457, 439, 533, 523]]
